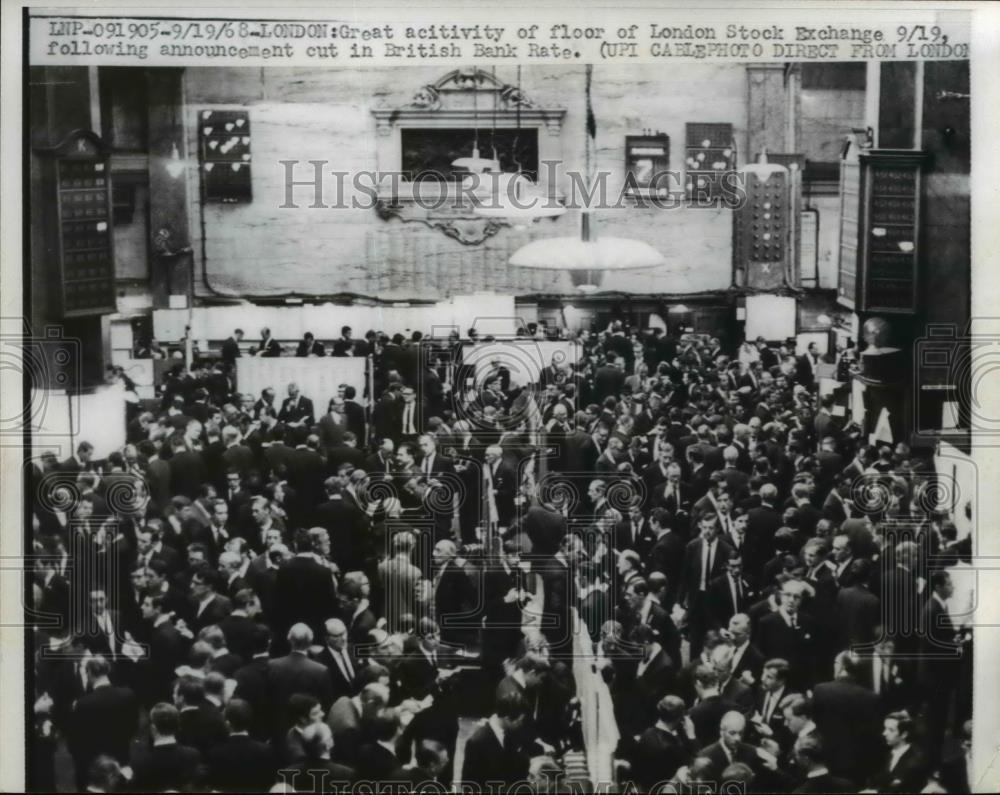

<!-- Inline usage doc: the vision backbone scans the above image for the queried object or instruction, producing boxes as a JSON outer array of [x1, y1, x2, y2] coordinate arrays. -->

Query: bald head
[[287, 623, 314, 651]]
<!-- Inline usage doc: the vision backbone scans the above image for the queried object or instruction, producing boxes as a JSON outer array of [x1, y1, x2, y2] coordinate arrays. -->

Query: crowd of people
[[30, 318, 973, 793]]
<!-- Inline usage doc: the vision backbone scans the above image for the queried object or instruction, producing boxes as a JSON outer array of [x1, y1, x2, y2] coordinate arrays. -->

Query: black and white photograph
[[3, 2, 998, 792]]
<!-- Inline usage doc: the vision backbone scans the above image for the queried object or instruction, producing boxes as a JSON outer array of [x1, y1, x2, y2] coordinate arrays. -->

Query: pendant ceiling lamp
[[451, 69, 500, 174], [508, 64, 663, 292], [471, 66, 565, 228]]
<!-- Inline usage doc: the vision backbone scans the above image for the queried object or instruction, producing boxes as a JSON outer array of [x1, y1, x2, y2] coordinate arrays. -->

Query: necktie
[[762, 691, 772, 721], [424, 457, 432, 476], [701, 541, 712, 590]]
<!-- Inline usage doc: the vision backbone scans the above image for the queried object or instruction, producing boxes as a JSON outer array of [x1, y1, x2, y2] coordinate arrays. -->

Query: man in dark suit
[[325, 682, 390, 767], [461, 689, 530, 789], [67, 656, 139, 789], [281, 722, 356, 792], [699, 710, 760, 781], [278, 383, 315, 427], [140, 593, 193, 704], [251, 327, 280, 357], [130, 703, 203, 793], [482, 540, 528, 673], [792, 735, 855, 794], [834, 559, 880, 650], [175, 676, 229, 757], [312, 478, 369, 574], [795, 342, 820, 391], [538, 536, 579, 659], [295, 332, 326, 357], [430, 540, 474, 648], [679, 512, 734, 655], [189, 565, 233, 634], [687, 665, 742, 748], [755, 579, 818, 691], [206, 699, 276, 792], [868, 711, 929, 792], [593, 352, 626, 401], [708, 553, 755, 629], [233, 626, 274, 740], [267, 623, 335, 737], [745, 484, 783, 582], [483, 445, 518, 528], [646, 509, 685, 606], [272, 528, 338, 645], [221, 329, 243, 366], [811, 651, 883, 784], [919, 570, 964, 764], [331, 326, 356, 357], [314, 618, 359, 703], [168, 435, 207, 500], [624, 695, 697, 791]]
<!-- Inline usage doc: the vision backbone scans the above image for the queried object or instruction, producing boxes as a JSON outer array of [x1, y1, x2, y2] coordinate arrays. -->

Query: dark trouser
[[686, 592, 710, 658]]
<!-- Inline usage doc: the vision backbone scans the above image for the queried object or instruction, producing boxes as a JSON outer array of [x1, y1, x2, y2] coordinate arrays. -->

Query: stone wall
[[182, 64, 747, 299]]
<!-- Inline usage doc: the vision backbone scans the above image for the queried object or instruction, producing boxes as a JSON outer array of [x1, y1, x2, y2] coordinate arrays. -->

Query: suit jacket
[[731, 642, 765, 684], [296, 339, 327, 357], [190, 593, 233, 634], [432, 561, 474, 646], [272, 555, 338, 641], [647, 531, 685, 605], [687, 694, 742, 748], [919, 594, 962, 685], [278, 395, 315, 427], [756, 611, 819, 689], [68, 683, 139, 767], [812, 678, 882, 781], [221, 336, 242, 365], [869, 745, 929, 793], [835, 584, 881, 649], [267, 652, 335, 721], [484, 458, 518, 527], [178, 701, 229, 757], [593, 365, 625, 401], [707, 572, 755, 628], [258, 337, 282, 357], [216, 614, 262, 664], [207, 733, 277, 792], [517, 505, 567, 557], [461, 722, 529, 788], [233, 656, 272, 740], [745, 505, 782, 577], [313, 498, 369, 573], [325, 696, 364, 765], [699, 740, 759, 780], [169, 449, 208, 500], [614, 516, 656, 558], [626, 724, 697, 790], [317, 412, 348, 450], [679, 536, 735, 607], [313, 646, 360, 702], [130, 741, 203, 793], [538, 555, 575, 654]]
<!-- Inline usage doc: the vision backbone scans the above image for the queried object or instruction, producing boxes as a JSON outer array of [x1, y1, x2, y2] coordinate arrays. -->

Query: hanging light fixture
[[508, 64, 663, 292], [473, 66, 566, 228], [165, 141, 186, 179], [451, 69, 500, 174]]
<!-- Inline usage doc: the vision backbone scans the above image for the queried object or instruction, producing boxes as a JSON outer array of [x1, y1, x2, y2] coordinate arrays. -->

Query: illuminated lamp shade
[[509, 212, 664, 292], [452, 146, 500, 174], [472, 171, 566, 228]]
